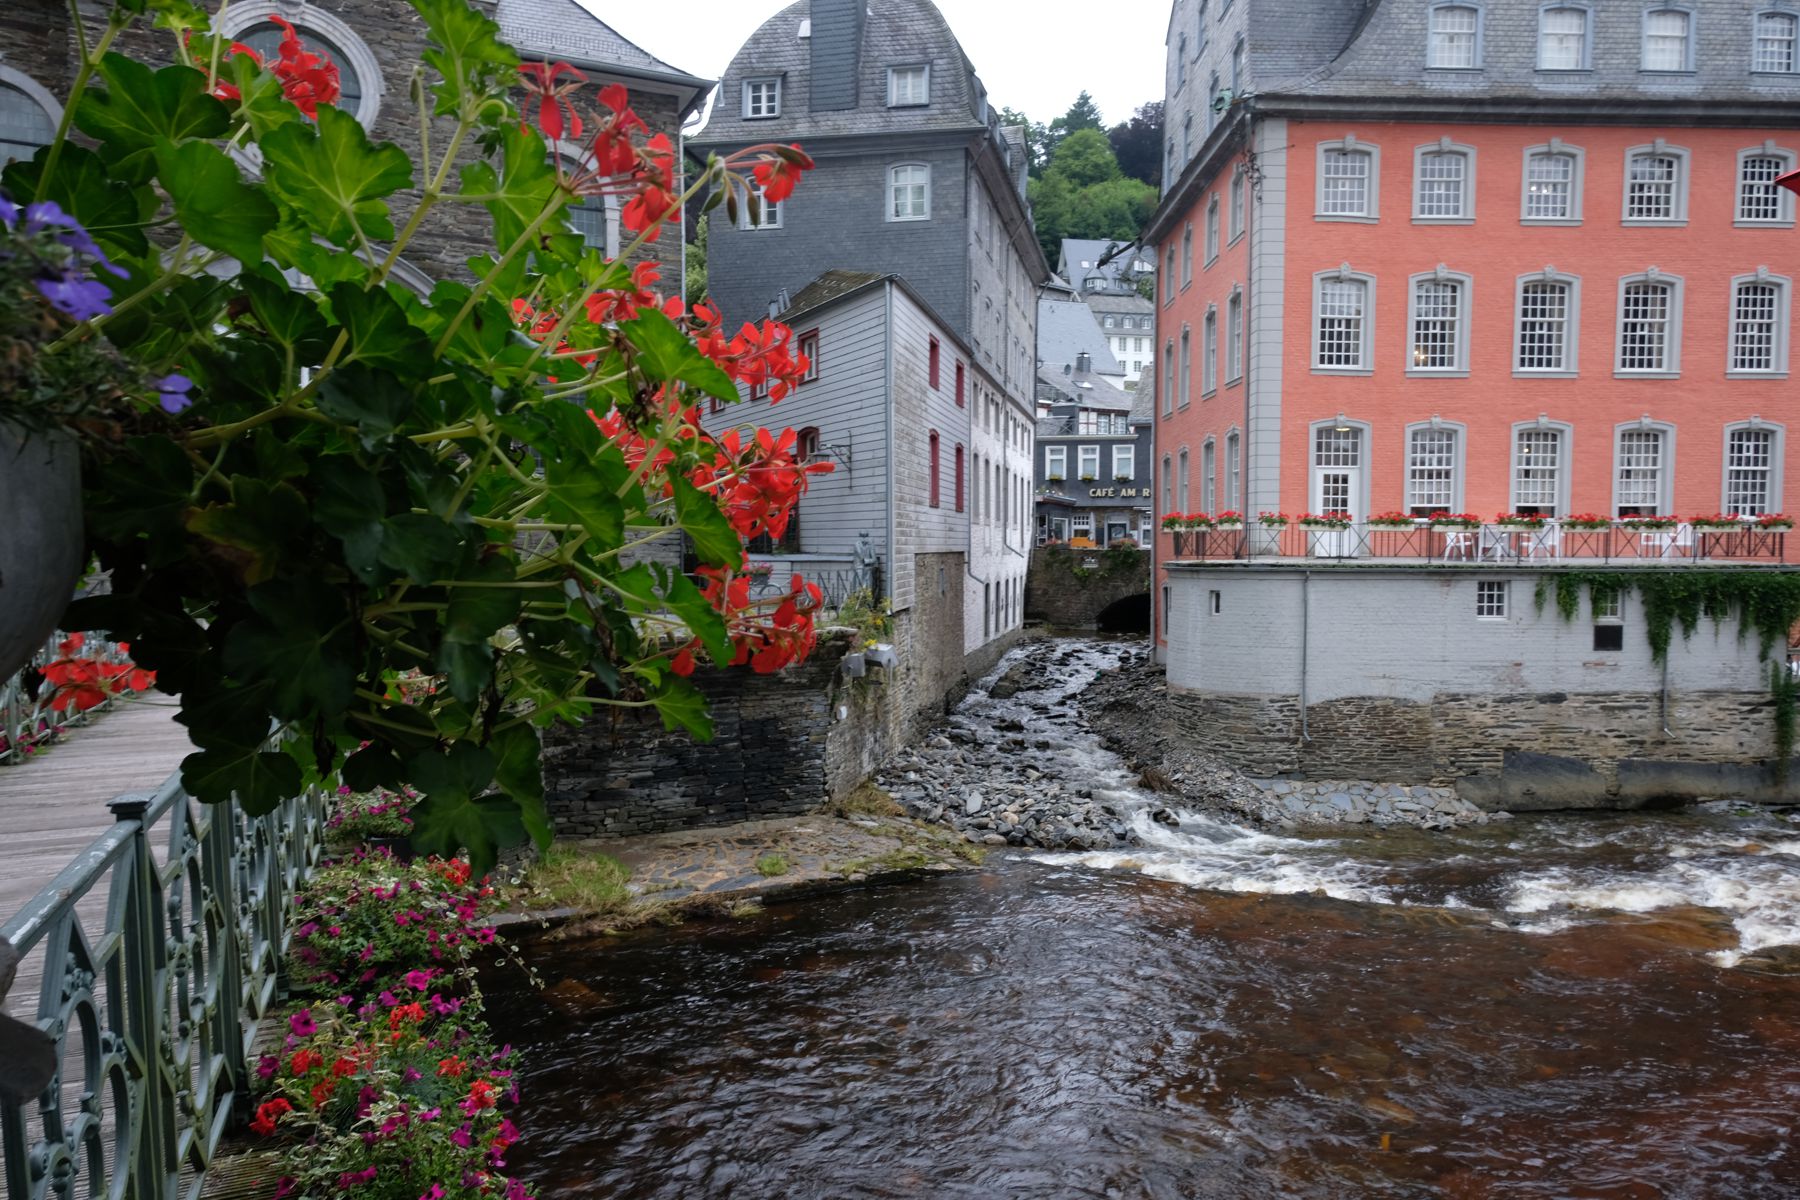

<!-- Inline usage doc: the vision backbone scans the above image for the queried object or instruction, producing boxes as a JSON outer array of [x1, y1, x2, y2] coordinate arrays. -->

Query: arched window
[[1724, 421, 1784, 516], [1511, 419, 1572, 517], [1313, 268, 1375, 371], [1413, 139, 1476, 220], [928, 431, 941, 508], [220, 3, 382, 125], [1428, 4, 1481, 68], [1613, 420, 1676, 518], [1616, 271, 1684, 374], [1522, 140, 1584, 222], [888, 163, 930, 221], [1729, 271, 1791, 375], [0, 70, 59, 166], [1737, 144, 1797, 224]]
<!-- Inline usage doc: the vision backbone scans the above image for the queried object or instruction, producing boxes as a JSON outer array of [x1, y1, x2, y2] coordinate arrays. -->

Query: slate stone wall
[[1024, 546, 1151, 628]]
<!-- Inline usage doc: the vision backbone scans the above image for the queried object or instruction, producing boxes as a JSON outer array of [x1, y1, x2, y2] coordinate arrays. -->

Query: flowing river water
[[492, 639, 1800, 1199]]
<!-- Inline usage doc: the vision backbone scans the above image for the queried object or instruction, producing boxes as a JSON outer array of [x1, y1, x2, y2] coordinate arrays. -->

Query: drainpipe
[[1299, 568, 1311, 741], [1661, 654, 1673, 737]]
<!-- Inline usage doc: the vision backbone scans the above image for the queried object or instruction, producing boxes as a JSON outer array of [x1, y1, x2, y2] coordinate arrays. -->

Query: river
[[492, 638, 1800, 1199]]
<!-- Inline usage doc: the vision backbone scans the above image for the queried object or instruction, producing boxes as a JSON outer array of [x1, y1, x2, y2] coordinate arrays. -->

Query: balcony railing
[[1168, 521, 1791, 564]]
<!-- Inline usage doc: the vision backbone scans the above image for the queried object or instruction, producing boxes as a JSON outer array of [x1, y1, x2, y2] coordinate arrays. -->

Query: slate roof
[[495, 0, 711, 114], [1058, 238, 1155, 295], [1037, 297, 1122, 378], [777, 268, 887, 322], [1128, 379, 1154, 426], [1084, 291, 1155, 319], [692, 0, 989, 145], [1035, 365, 1134, 414]]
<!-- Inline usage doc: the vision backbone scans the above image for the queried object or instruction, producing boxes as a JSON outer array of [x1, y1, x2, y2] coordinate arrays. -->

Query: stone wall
[[1025, 546, 1150, 628], [1161, 684, 1796, 809]]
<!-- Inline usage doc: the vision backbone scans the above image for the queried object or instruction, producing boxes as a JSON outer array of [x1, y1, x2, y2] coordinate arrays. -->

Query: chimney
[[808, 0, 863, 111], [1075, 351, 1091, 374]]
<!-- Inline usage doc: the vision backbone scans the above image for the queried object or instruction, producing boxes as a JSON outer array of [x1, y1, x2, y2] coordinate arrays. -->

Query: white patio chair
[[1524, 520, 1562, 560], [1478, 525, 1512, 561], [1441, 529, 1473, 561], [1641, 522, 1694, 559]]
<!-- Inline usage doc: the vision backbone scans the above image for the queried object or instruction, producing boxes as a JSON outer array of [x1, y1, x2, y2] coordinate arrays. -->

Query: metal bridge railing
[[1, 765, 328, 1200]]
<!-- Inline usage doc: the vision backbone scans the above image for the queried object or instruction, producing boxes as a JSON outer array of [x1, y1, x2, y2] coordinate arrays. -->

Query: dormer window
[[888, 65, 929, 107], [744, 77, 781, 119]]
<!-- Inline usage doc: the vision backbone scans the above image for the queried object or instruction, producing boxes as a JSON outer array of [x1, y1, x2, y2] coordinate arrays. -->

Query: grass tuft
[[528, 847, 634, 916], [823, 782, 905, 820], [754, 852, 790, 877]]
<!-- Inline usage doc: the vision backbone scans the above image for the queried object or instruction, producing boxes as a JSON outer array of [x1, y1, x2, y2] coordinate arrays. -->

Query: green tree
[[685, 213, 708, 305], [1108, 101, 1163, 187], [1027, 126, 1156, 261], [998, 105, 1049, 176], [1044, 91, 1105, 162], [1046, 128, 1120, 188]]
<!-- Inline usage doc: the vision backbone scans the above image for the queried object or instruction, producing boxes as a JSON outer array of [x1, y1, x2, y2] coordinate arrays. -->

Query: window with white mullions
[[1476, 580, 1507, 619], [1321, 150, 1372, 216], [1619, 281, 1673, 372], [1727, 428, 1775, 516], [1407, 427, 1457, 514], [1518, 281, 1571, 371], [1317, 278, 1368, 368], [1227, 292, 1243, 381], [1178, 449, 1190, 511], [1626, 154, 1679, 220], [0, 82, 55, 165], [1411, 279, 1463, 370], [887, 65, 929, 107], [744, 78, 781, 118], [1225, 432, 1240, 509], [1416, 151, 1468, 218], [1112, 445, 1134, 479], [1539, 6, 1588, 68], [1733, 282, 1781, 373], [1312, 426, 1361, 517], [1756, 11, 1798, 72], [1615, 429, 1666, 516], [1229, 166, 1246, 240], [1079, 445, 1100, 479], [888, 164, 930, 221], [1202, 309, 1217, 392], [1739, 155, 1788, 222], [1046, 445, 1066, 479], [1428, 5, 1479, 67], [1203, 441, 1216, 511], [1525, 152, 1575, 219], [1513, 428, 1564, 516], [1641, 9, 1692, 71]]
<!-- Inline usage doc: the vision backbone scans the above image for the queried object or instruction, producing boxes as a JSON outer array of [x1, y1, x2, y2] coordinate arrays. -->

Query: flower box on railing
[[1297, 512, 1352, 530], [1560, 513, 1611, 531], [1366, 511, 1415, 529], [1428, 514, 1481, 529], [1213, 511, 1244, 528], [1494, 512, 1551, 531], [1617, 515, 1679, 531], [1756, 514, 1793, 530], [1689, 515, 1746, 531]]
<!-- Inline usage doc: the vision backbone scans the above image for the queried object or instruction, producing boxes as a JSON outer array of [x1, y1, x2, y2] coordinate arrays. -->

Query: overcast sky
[[579, 0, 1171, 129]]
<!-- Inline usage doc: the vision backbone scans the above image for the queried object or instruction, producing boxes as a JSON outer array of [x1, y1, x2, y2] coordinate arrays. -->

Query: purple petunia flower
[[288, 1010, 317, 1037], [0, 194, 17, 228], [154, 374, 193, 414], [403, 969, 433, 991], [34, 275, 112, 321]]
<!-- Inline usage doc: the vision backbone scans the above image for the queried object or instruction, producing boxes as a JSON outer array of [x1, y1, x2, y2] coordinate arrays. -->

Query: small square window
[[887, 65, 930, 107], [797, 330, 819, 382], [1476, 580, 1508, 618], [744, 78, 781, 119], [1593, 588, 1622, 621], [1593, 624, 1624, 651]]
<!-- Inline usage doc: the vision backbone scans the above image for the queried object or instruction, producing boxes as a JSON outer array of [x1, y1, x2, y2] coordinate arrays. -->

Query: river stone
[[964, 793, 985, 816]]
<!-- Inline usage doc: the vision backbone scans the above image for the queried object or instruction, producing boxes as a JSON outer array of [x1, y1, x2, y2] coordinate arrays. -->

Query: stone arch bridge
[[1024, 546, 1150, 632]]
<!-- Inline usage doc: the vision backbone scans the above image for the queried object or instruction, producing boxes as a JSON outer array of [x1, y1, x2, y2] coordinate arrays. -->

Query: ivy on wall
[[1535, 570, 1800, 772]]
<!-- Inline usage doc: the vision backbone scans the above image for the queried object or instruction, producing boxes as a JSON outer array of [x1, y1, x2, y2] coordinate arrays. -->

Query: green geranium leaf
[[341, 742, 405, 792], [3, 144, 152, 259], [175, 676, 280, 750], [181, 744, 304, 815], [314, 459, 463, 584], [461, 123, 561, 253], [648, 676, 713, 739], [183, 475, 310, 584], [621, 308, 738, 402], [328, 282, 435, 377], [436, 640, 494, 706], [316, 365, 414, 450], [670, 472, 743, 568], [412, 0, 519, 116], [542, 453, 625, 547], [264, 220, 377, 290], [223, 579, 355, 720], [74, 55, 229, 184], [224, 52, 307, 141], [406, 743, 525, 875], [661, 566, 731, 665], [261, 105, 413, 247], [490, 724, 550, 850], [239, 266, 330, 357], [84, 434, 194, 565], [154, 140, 278, 264]]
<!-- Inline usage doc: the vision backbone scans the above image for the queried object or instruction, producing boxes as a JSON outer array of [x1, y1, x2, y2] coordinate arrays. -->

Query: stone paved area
[[572, 814, 981, 908]]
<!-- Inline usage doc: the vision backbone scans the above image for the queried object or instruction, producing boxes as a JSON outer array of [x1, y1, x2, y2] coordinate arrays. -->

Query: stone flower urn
[[0, 425, 83, 679]]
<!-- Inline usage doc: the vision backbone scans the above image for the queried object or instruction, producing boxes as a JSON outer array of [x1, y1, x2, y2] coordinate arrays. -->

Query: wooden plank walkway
[[0, 697, 193, 920]]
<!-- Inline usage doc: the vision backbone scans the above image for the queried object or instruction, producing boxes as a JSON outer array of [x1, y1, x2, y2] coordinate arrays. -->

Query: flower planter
[[840, 652, 867, 679], [0, 426, 83, 680]]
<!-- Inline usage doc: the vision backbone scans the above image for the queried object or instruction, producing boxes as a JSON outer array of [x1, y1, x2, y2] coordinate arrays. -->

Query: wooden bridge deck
[[0, 697, 193, 921]]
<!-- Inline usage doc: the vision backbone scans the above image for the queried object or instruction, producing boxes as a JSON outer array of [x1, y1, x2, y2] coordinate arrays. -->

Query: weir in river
[[489, 637, 1800, 1199]]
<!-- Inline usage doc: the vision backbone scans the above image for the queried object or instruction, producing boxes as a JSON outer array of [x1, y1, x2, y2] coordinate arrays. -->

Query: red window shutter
[[929, 431, 941, 507], [955, 444, 965, 512], [955, 362, 965, 407], [929, 337, 941, 388]]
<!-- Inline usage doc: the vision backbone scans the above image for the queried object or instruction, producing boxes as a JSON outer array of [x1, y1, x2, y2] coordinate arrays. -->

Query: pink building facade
[[1148, 0, 1800, 658]]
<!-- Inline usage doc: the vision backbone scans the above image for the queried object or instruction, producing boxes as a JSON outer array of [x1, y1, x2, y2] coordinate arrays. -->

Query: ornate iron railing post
[[108, 791, 175, 1200]]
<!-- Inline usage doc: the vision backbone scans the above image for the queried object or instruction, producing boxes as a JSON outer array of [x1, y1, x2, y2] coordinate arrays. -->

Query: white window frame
[[1621, 142, 1691, 225], [1727, 270, 1792, 377], [1404, 420, 1466, 514], [1520, 139, 1585, 224], [1428, 3, 1484, 69], [1406, 267, 1473, 376], [1226, 288, 1244, 382], [886, 65, 930, 107], [1204, 195, 1220, 264], [1164, 246, 1177, 305], [1538, 5, 1592, 70], [1078, 444, 1101, 480], [1412, 139, 1476, 222], [1225, 429, 1241, 510], [1312, 268, 1376, 374], [1475, 580, 1509, 620], [1162, 340, 1175, 414], [1315, 137, 1381, 221], [739, 182, 783, 230], [1611, 420, 1678, 517], [0, 67, 63, 165], [1182, 223, 1194, 287], [1202, 307, 1218, 394], [1513, 270, 1582, 378], [1736, 143, 1798, 226], [1045, 445, 1067, 480], [1510, 418, 1574, 516], [1753, 9, 1800, 73], [1112, 444, 1134, 480], [1722, 420, 1786, 516], [743, 76, 782, 119], [1229, 164, 1247, 243], [1178, 448, 1190, 511], [1641, 7, 1696, 73], [1202, 439, 1217, 513], [887, 163, 931, 222], [1161, 454, 1173, 512], [1615, 271, 1685, 377]]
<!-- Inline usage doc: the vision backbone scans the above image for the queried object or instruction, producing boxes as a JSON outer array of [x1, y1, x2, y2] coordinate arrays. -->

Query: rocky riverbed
[[877, 637, 1493, 851]]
